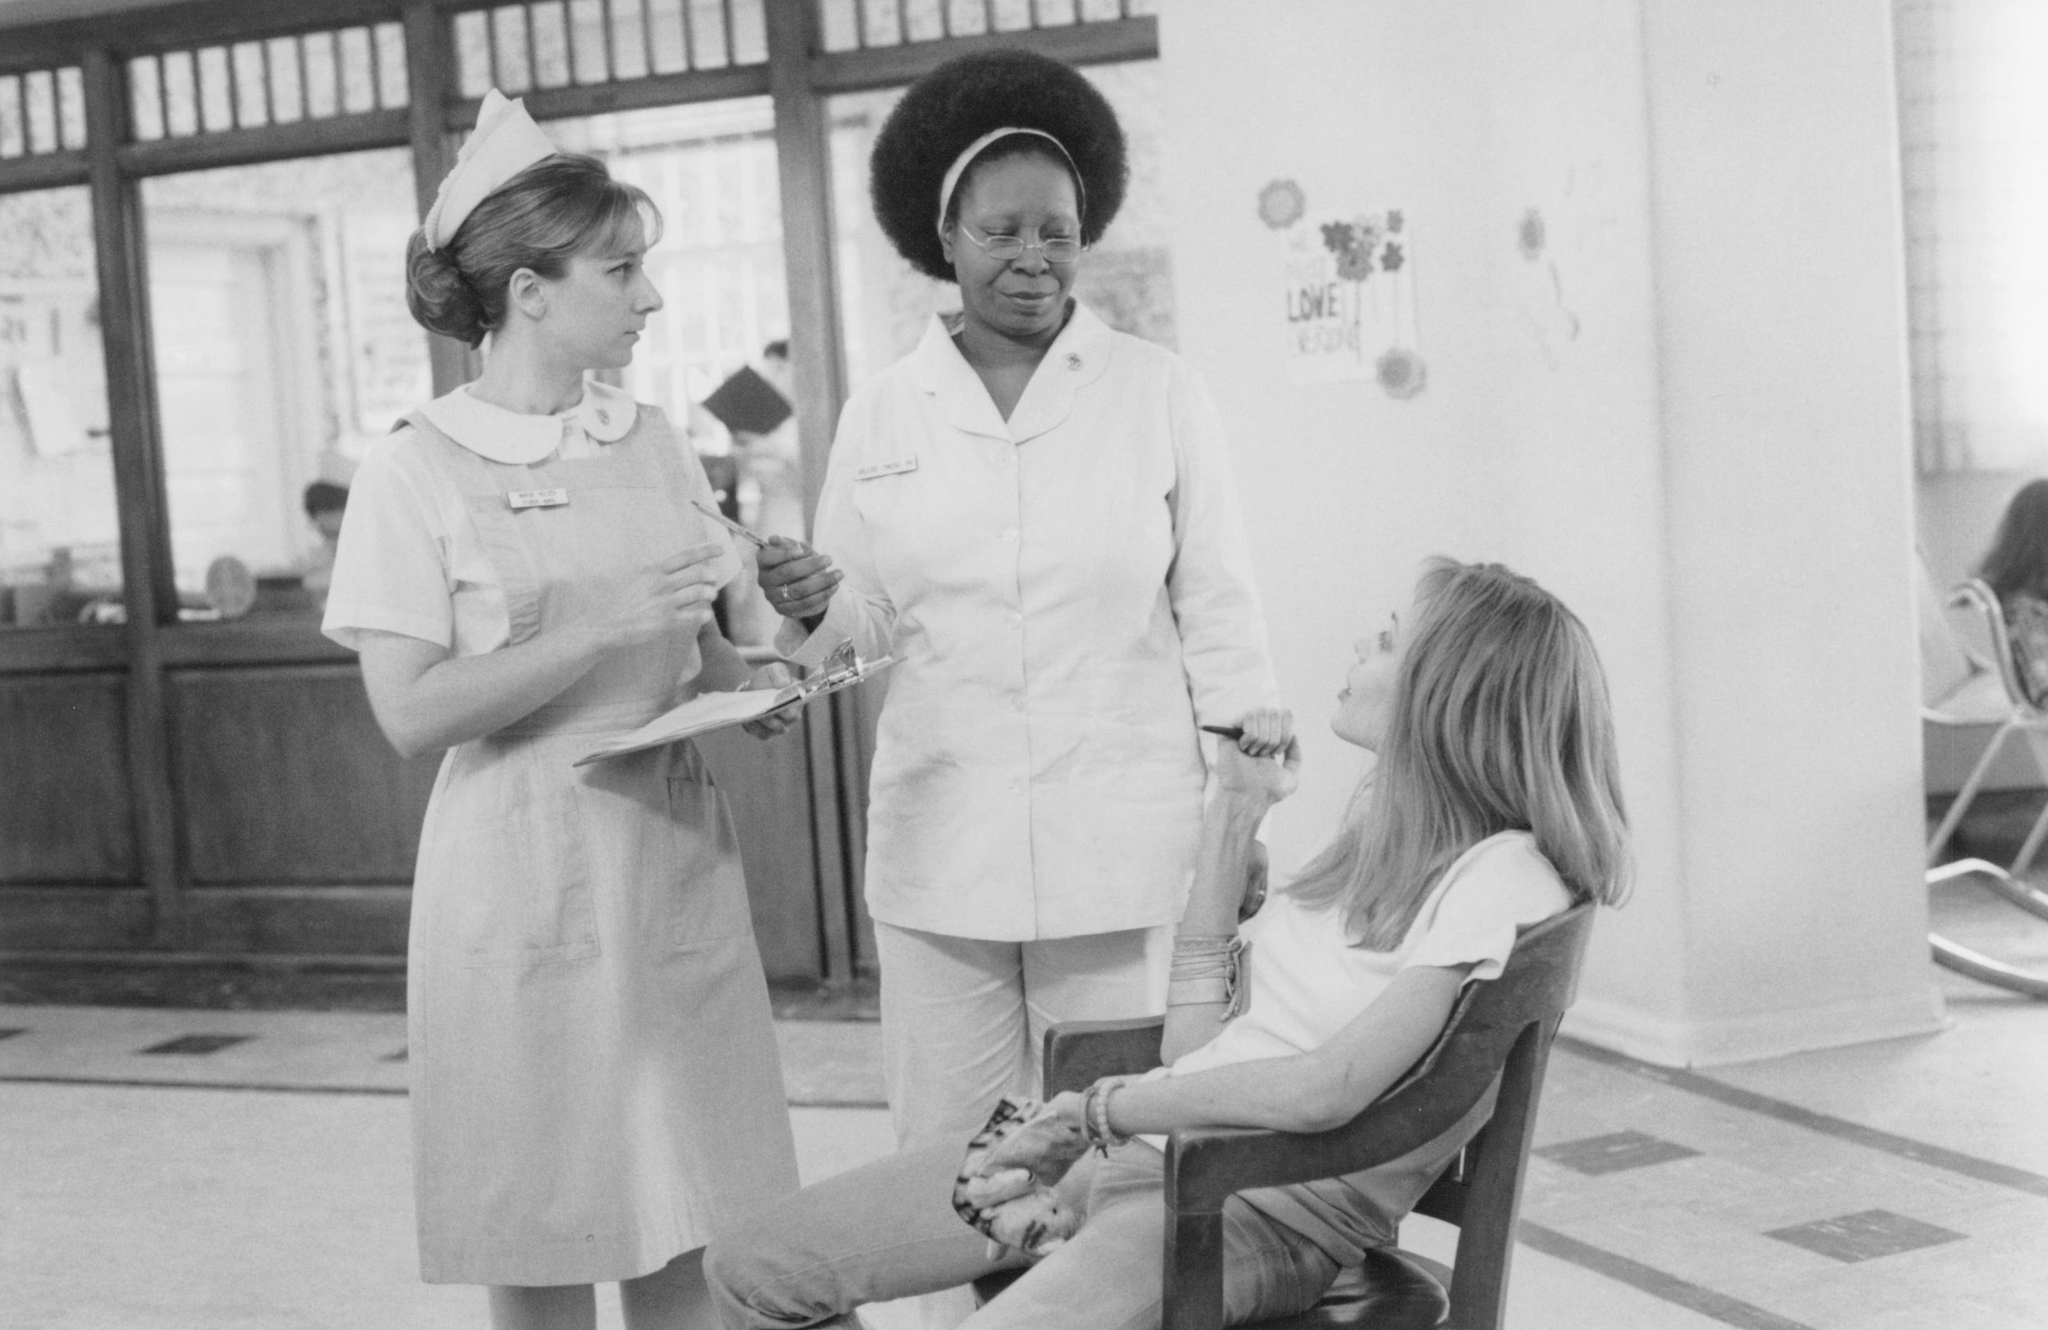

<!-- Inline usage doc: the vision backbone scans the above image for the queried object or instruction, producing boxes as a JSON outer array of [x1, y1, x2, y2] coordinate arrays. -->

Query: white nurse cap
[[422, 89, 559, 252]]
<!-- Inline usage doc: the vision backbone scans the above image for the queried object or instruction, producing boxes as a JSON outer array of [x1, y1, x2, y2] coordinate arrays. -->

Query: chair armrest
[[1164, 1024, 1534, 1213], [1043, 1017, 1166, 1095]]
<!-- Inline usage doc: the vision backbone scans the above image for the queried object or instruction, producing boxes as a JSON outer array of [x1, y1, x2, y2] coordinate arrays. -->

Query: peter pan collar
[[417, 379, 638, 464], [910, 300, 1116, 444]]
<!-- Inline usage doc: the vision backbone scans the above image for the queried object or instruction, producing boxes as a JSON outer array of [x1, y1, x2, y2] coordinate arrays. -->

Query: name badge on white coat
[[507, 487, 569, 510], [855, 457, 918, 481]]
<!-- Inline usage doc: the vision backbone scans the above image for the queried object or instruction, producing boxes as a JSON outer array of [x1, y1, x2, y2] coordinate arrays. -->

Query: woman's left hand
[[739, 662, 800, 739], [1228, 707, 1293, 758], [1215, 733, 1301, 807]]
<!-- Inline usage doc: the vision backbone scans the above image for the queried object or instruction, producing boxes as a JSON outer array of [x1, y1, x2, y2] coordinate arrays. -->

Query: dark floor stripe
[[0, 1072, 884, 1110], [1558, 1037, 2048, 1199], [0, 1074, 406, 1096], [1518, 1222, 1817, 1330]]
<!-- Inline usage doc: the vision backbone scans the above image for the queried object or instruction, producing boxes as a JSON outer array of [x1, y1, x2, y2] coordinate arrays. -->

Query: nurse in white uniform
[[322, 92, 798, 1330], [758, 50, 1288, 1148]]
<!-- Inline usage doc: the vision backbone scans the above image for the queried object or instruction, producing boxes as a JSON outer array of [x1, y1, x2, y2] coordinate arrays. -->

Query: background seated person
[[1977, 477, 2048, 704], [703, 558, 1633, 1330]]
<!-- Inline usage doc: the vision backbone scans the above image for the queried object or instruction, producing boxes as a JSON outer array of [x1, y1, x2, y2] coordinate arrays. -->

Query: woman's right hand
[[592, 541, 726, 649], [756, 535, 842, 622]]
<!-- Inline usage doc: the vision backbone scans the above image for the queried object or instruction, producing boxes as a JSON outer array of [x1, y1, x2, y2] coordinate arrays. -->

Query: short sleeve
[[321, 429, 456, 652], [1402, 836, 1574, 983]]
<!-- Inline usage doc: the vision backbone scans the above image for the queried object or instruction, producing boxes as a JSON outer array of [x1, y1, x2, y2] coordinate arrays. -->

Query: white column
[[1157, 0, 1940, 1065]]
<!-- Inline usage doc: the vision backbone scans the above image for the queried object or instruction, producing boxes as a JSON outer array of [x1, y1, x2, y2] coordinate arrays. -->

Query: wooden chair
[[1010, 900, 1596, 1330]]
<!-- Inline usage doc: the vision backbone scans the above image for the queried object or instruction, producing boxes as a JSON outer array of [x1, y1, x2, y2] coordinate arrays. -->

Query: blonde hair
[[1289, 558, 1632, 948]]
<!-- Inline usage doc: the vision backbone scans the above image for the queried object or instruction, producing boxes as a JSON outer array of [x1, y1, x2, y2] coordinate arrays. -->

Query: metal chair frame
[[1921, 579, 2048, 998]]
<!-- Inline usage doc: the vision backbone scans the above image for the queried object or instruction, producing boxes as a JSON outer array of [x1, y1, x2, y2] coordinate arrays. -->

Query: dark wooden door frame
[[0, 0, 1158, 976]]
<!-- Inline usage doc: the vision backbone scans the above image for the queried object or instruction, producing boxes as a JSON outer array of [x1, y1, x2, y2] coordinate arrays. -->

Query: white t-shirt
[[1155, 830, 1574, 1261]]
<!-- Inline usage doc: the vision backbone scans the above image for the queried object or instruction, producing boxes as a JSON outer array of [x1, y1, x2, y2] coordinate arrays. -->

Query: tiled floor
[[2, 877, 2044, 1330]]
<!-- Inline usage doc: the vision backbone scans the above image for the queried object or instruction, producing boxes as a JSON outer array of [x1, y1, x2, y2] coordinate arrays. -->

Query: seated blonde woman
[[705, 558, 1633, 1330]]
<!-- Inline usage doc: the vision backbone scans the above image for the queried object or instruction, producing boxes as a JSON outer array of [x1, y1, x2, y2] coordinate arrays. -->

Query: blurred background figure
[[1975, 477, 2048, 703], [300, 480, 350, 603]]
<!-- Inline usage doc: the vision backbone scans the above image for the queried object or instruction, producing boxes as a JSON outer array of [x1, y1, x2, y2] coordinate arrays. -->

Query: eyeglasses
[[955, 221, 1085, 264]]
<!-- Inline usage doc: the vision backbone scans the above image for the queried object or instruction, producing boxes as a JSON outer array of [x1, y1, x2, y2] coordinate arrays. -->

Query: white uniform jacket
[[784, 303, 1278, 941]]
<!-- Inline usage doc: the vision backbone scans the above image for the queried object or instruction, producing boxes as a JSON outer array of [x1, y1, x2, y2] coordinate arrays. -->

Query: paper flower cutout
[[1377, 348, 1427, 400], [1518, 208, 1547, 261], [1258, 179, 1306, 230], [1321, 216, 1385, 280], [1379, 241, 1404, 273]]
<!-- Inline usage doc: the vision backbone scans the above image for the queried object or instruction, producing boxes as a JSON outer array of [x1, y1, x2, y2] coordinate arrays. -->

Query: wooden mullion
[[0, 1, 402, 73], [443, 63, 768, 125], [365, 23, 385, 108], [765, 0, 862, 984], [485, 3, 504, 89], [0, 148, 89, 192], [402, 0, 471, 396], [12, 73, 27, 155], [294, 33, 312, 119], [81, 47, 186, 949], [717, 0, 732, 64], [808, 14, 1155, 92], [224, 40, 244, 127], [257, 38, 275, 123], [601, 0, 619, 81], [639, 0, 657, 74], [675, 0, 694, 71], [522, 3, 541, 89], [115, 107, 410, 175]]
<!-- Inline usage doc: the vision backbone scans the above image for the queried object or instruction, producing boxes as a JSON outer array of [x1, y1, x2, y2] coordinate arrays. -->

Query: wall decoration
[[1257, 178, 1305, 231], [1516, 203, 1581, 368], [1280, 204, 1423, 393]]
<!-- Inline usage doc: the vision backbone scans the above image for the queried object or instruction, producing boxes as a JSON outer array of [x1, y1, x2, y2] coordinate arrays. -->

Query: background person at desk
[[322, 91, 797, 1330], [759, 49, 1286, 1149]]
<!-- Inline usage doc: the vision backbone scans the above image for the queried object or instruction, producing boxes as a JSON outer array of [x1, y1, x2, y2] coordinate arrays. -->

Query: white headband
[[423, 89, 559, 251], [935, 126, 1083, 236]]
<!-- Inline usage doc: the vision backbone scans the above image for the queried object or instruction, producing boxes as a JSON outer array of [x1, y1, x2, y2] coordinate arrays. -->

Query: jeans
[[703, 1134, 1340, 1330]]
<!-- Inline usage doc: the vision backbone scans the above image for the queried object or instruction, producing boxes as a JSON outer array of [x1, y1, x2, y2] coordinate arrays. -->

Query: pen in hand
[[691, 498, 770, 548]]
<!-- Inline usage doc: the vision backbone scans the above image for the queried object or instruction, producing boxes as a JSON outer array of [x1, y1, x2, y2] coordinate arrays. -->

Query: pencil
[[692, 498, 769, 547], [1200, 724, 1244, 740]]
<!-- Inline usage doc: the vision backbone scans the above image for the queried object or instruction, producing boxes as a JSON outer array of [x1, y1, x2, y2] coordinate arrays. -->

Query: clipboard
[[575, 646, 891, 766]]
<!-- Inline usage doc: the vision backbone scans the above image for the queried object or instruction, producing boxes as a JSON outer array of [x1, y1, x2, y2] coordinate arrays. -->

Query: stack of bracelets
[[1080, 1075, 1133, 1152], [1166, 933, 1250, 1018]]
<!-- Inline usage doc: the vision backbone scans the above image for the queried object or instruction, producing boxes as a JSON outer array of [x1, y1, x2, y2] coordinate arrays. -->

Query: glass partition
[[140, 148, 426, 619], [555, 98, 794, 646], [0, 186, 122, 630]]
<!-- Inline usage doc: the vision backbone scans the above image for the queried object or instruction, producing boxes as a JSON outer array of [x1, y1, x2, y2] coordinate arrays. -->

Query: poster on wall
[[1264, 181, 1425, 397]]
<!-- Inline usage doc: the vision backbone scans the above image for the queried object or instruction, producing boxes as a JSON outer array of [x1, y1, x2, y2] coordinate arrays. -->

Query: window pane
[[553, 98, 794, 645], [141, 148, 427, 618], [0, 186, 122, 629]]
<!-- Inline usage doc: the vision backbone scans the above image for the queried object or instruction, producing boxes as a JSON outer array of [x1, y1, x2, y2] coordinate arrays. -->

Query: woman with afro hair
[[756, 47, 1286, 1149]]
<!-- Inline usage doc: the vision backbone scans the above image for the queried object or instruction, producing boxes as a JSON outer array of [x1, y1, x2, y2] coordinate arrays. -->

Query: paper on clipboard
[[575, 650, 892, 767]]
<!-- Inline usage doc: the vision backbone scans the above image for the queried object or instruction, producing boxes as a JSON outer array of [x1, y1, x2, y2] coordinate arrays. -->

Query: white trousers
[[874, 921, 1171, 1148]]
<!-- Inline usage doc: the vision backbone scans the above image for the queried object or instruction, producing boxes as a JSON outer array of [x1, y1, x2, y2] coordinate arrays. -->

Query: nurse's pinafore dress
[[391, 395, 798, 1286]]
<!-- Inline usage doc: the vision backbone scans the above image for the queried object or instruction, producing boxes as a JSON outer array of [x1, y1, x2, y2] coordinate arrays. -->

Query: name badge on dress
[[507, 487, 570, 510], [856, 457, 918, 481]]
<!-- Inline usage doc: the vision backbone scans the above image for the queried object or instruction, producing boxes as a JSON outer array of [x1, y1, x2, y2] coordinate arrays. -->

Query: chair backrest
[[1387, 901, 1597, 1329], [1916, 546, 1987, 709], [1951, 578, 2041, 715]]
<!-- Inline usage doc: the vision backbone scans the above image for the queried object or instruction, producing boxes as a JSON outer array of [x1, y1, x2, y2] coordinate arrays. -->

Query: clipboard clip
[[794, 641, 888, 701]]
